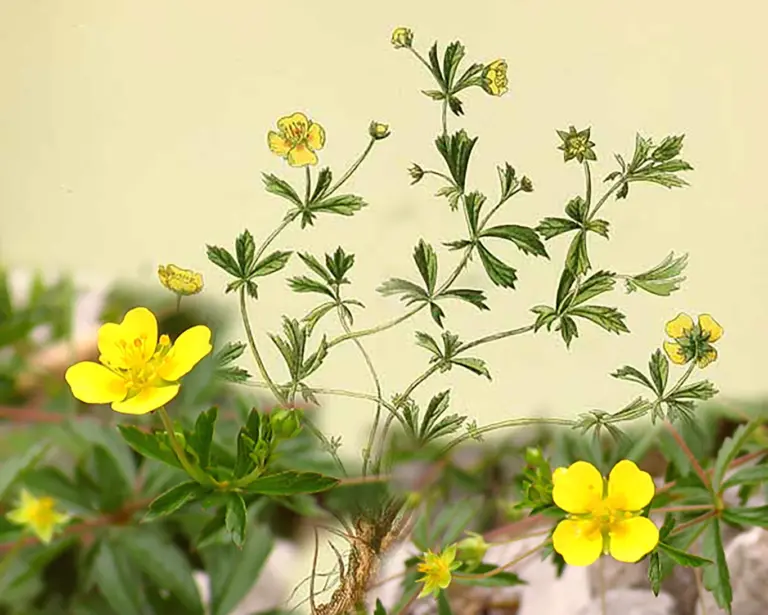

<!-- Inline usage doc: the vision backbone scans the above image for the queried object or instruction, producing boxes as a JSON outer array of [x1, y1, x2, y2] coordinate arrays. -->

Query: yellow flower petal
[[665, 313, 694, 339], [306, 122, 326, 151], [111, 384, 180, 415], [277, 112, 309, 141], [663, 341, 688, 365], [287, 143, 318, 167], [696, 348, 718, 369], [552, 519, 603, 566], [552, 461, 604, 514], [608, 516, 659, 563], [157, 325, 212, 381], [98, 307, 158, 367], [606, 460, 655, 511], [65, 361, 128, 404], [268, 131, 291, 156], [698, 314, 723, 343]]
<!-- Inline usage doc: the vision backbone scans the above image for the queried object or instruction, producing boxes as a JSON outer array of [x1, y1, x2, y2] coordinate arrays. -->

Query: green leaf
[[225, 493, 248, 547], [326, 247, 356, 283], [234, 428, 257, 478], [374, 599, 388, 615], [204, 524, 274, 615], [298, 252, 334, 283], [241, 471, 339, 496], [652, 135, 686, 161], [568, 305, 629, 335], [288, 276, 335, 298], [463, 191, 485, 233], [477, 243, 517, 288], [649, 349, 669, 395], [92, 541, 144, 615], [252, 251, 292, 277], [117, 425, 181, 469], [206, 245, 240, 278], [570, 270, 616, 306], [0, 442, 48, 500], [235, 230, 256, 275], [262, 173, 302, 206], [116, 528, 204, 614], [310, 167, 333, 203], [625, 252, 688, 296], [435, 130, 478, 190], [667, 380, 718, 402], [437, 591, 453, 615], [453, 563, 525, 587], [565, 230, 590, 275], [377, 278, 429, 304], [427, 43, 446, 88], [452, 357, 491, 380], [309, 194, 367, 218], [558, 315, 579, 347], [479, 224, 548, 258], [722, 464, 768, 489], [565, 196, 588, 223], [189, 406, 218, 469], [414, 240, 438, 294], [145, 481, 206, 521], [442, 40, 465, 88], [536, 217, 581, 240], [23, 466, 97, 514], [531, 304, 557, 332], [701, 518, 732, 613], [586, 218, 610, 238], [722, 505, 768, 527], [714, 423, 759, 492], [496, 162, 519, 203], [93, 446, 132, 513], [302, 301, 338, 333], [611, 365, 655, 391], [648, 551, 662, 596], [422, 89, 446, 100], [437, 288, 489, 311], [657, 542, 711, 567]]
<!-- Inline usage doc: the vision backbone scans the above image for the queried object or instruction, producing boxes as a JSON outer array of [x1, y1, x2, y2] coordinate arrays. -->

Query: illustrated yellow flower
[[267, 112, 325, 167], [158, 264, 204, 296], [6, 489, 70, 544], [369, 121, 390, 140], [662, 313, 723, 368], [551, 460, 659, 566], [482, 59, 508, 96], [416, 544, 461, 598], [391, 26, 413, 49], [65, 307, 212, 415]]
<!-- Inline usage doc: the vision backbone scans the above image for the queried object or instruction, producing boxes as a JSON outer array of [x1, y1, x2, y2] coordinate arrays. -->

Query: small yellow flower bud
[[6, 489, 70, 544], [391, 27, 413, 49], [158, 264, 204, 296], [369, 121, 391, 140]]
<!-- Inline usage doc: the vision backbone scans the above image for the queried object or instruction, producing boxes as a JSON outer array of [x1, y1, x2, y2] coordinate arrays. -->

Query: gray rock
[[696, 527, 768, 615], [577, 589, 675, 615]]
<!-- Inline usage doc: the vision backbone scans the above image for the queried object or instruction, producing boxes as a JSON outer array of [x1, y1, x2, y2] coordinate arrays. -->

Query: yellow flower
[[64, 307, 212, 415], [267, 112, 325, 167], [416, 544, 461, 598], [368, 121, 390, 140], [482, 59, 508, 96], [662, 312, 723, 369], [391, 26, 413, 49], [158, 264, 204, 296], [6, 489, 70, 544], [551, 460, 659, 566]]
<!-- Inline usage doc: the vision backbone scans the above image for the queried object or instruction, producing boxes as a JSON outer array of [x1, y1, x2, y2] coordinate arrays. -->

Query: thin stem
[[664, 420, 711, 491], [423, 169, 455, 184], [408, 47, 435, 77], [586, 176, 625, 222], [254, 213, 297, 264], [457, 324, 534, 353], [454, 539, 547, 580], [339, 306, 384, 477], [664, 362, 696, 398], [239, 287, 286, 406], [303, 415, 347, 477], [583, 161, 593, 208], [304, 166, 312, 205], [653, 504, 714, 514], [326, 305, 422, 349], [157, 406, 212, 485], [439, 417, 576, 456], [441, 97, 448, 136], [324, 138, 376, 199], [175, 295, 182, 313], [670, 510, 717, 536]]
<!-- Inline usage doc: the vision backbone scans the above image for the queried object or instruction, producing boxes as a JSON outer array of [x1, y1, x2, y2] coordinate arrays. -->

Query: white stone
[[576, 588, 676, 615]]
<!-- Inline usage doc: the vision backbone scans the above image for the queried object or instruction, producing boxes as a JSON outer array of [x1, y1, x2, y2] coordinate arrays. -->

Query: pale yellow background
[[1, 0, 766, 609]]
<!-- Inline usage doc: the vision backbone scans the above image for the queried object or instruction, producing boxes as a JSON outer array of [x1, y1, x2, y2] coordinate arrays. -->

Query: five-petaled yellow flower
[[416, 544, 461, 598], [65, 307, 212, 415], [268, 112, 326, 167], [391, 27, 413, 49], [6, 489, 71, 544], [552, 460, 659, 566], [158, 264, 204, 296], [483, 59, 508, 96], [663, 313, 723, 369]]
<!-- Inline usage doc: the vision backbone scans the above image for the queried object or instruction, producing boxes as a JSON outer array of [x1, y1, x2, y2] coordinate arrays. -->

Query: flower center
[[284, 122, 308, 145], [106, 334, 173, 392], [29, 497, 57, 527]]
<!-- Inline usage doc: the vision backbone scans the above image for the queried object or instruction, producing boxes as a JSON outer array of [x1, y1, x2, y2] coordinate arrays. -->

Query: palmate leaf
[[479, 224, 548, 258], [568, 305, 629, 335], [435, 130, 478, 190], [477, 243, 518, 288], [263, 173, 302, 206], [414, 240, 438, 294], [625, 252, 688, 296]]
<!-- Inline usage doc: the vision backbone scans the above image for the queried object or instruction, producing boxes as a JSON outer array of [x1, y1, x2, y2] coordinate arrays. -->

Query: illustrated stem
[[439, 417, 576, 456], [304, 166, 312, 205], [583, 160, 593, 208], [325, 138, 376, 199], [157, 406, 212, 485], [587, 176, 625, 222], [253, 213, 297, 265]]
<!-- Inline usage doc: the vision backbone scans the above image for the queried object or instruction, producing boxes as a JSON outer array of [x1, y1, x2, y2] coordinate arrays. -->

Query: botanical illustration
[[1, 25, 766, 615]]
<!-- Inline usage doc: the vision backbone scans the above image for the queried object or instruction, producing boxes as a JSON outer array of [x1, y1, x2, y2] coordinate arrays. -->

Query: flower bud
[[270, 408, 302, 440], [408, 163, 424, 184], [482, 59, 508, 96], [369, 121, 390, 140], [391, 27, 413, 49], [455, 532, 489, 569], [520, 176, 534, 192]]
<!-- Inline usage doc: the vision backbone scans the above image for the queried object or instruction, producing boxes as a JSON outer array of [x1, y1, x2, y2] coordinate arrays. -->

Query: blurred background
[[1, 0, 767, 612]]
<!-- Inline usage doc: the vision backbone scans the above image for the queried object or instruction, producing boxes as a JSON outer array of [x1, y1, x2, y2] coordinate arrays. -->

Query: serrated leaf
[[536, 217, 580, 240], [235, 230, 256, 274], [558, 315, 579, 347], [252, 251, 292, 277], [477, 243, 517, 288], [206, 245, 241, 278], [611, 365, 655, 391], [437, 288, 489, 311], [452, 357, 491, 380], [262, 173, 303, 206], [565, 230, 591, 275], [480, 224, 548, 258], [722, 464, 768, 489], [435, 130, 478, 190], [570, 270, 615, 306], [288, 276, 335, 298], [701, 519, 732, 613], [658, 542, 711, 567], [648, 349, 669, 395], [376, 278, 429, 304], [189, 406, 218, 469], [453, 563, 525, 587], [310, 194, 367, 217], [145, 481, 206, 521], [565, 196, 588, 223], [463, 191, 485, 233], [422, 89, 446, 100], [117, 426, 181, 469], [568, 305, 629, 334], [531, 304, 557, 332], [241, 471, 339, 496], [722, 505, 768, 527], [625, 252, 688, 296], [310, 167, 333, 203], [414, 240, 438, 294]]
